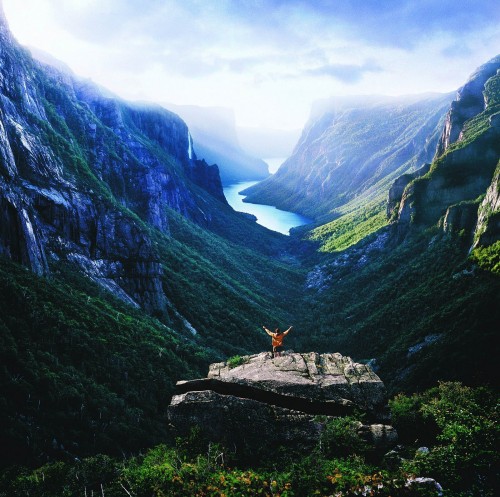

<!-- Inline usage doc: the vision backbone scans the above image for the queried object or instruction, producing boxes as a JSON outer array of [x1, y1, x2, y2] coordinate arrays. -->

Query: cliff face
[[242, 93, 453, 219], [386, 163, 430, 220], [473, 158, 500, 247], [393, 56, 500, 244], [436, 58, 500, 157], [167, 104, 270, 184], [0, 13, 226, 313]]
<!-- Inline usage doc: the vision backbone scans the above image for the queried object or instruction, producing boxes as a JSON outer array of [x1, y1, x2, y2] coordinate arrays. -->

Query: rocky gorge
[[0, 3, 498, 493], [241, 93, 453, 220], [0, 4, 228, 316]]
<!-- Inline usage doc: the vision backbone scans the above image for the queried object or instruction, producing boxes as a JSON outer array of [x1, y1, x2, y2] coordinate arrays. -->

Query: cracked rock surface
[[168, 352, 396, 457]]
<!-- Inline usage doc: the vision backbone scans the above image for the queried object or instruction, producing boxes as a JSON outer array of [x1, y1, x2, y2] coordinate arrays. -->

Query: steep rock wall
[[436, 58, 500, 156], [392, 56, 500, 239], [0, 12, 226, 313], [242, 94, 452, 219], [473, 158, 500, 247]]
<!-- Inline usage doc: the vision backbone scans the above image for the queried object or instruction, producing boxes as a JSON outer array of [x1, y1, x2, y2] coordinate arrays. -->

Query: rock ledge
[[168, 352, 397, 456]]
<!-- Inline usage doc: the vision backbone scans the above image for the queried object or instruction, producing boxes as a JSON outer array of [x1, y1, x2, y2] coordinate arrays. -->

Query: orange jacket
[[271, 333, 285, 347]]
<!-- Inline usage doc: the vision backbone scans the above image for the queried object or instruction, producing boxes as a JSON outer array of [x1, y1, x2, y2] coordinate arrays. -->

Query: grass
[[306, 201, 387, 253]]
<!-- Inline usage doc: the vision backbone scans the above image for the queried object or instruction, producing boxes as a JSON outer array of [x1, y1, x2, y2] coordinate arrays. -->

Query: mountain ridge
[[393, 55, 500, 244], [0, 12, 307, 465], [242, 92, 454, 221]]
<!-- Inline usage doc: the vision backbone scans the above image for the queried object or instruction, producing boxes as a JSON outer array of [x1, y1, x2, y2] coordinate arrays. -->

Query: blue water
[[223, 181, 312, 235]]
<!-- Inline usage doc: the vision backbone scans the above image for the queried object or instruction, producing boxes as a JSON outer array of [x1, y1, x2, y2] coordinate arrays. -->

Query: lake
[[223, 180, 312, 235]]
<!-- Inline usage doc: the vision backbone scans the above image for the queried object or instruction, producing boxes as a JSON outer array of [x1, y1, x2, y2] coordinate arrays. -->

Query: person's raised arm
[[262, 325, 273, 337], [283, 325, 293, 336]]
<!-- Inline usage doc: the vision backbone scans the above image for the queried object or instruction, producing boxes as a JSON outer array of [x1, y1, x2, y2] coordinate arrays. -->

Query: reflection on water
[[223, 181, 312, 235]]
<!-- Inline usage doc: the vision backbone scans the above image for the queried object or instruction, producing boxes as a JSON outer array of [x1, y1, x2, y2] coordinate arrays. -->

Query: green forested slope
[[0, 14, 310, 469], [2, 382, 497, 497], [293, 57, 500, 393], [0, 199, 306, 467], [157, 210, 306, 355], [295, 230, 499, 394], [0, 257, 204, 467]]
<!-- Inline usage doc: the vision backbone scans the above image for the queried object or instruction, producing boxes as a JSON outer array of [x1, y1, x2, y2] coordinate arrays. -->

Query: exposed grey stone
[[406, 477, 443, 497], [387, 163, 431, 220], [443, 202, 479, 235], [473, 161, 500, 248], [407, 334, 443, 358], [357, 423, 399, 450], [490, 112, 500, 128], [436, 56, 500, 156], [168, 352, 397, 458], [393, 56, 500, 237], [416, 446, 430, 455]]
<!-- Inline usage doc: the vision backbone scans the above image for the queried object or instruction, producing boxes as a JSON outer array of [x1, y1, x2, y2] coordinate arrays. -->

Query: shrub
[[398, 382, 499, 496], [227, 355, 246, 369], [390, 392, 439, 446], [320, 416, 369, 458]]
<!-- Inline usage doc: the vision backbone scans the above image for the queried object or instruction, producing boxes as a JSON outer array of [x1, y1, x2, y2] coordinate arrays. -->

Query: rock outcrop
[[472, 159, 500, 247], [168, 352, 397, 458], [442, 201, 480, 237], [387, 163, 430, 220], [436, 59, 500, 157]]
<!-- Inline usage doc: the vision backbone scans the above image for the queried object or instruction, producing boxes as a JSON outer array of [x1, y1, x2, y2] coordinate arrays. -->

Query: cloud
[[41, 0, 500, 81], [271, 0, 500, 48], [47, 0, 166, 42], [4, 0, 500, 130], [16, 1, 500, 52], [304, 60, 383, 84]]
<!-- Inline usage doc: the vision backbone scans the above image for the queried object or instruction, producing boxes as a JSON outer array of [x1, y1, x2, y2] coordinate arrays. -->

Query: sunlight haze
[[3, 0, 500, 130]]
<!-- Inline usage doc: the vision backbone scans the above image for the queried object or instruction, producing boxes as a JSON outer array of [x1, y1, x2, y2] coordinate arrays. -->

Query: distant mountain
[[242, 93, 454, 220], [294, 56, 500, 394], [236, 125, 301, 160], [0, 0, 297, 358], [0, 23, 230, 306], [166, 104, 270, 184]]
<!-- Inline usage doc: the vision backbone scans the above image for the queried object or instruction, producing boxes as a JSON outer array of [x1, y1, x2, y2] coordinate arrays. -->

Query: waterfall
[[187, 131, 193, 160]]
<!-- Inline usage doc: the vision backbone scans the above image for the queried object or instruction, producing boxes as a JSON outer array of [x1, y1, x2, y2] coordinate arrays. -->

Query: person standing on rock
[[262, 325, 293, 358]]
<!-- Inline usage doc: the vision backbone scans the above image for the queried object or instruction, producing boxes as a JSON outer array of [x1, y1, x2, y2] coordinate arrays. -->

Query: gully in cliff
[[262, 325, 293, 357]]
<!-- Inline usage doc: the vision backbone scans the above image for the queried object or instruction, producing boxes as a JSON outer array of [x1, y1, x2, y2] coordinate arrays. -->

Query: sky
[[3, 0, 500, 131]]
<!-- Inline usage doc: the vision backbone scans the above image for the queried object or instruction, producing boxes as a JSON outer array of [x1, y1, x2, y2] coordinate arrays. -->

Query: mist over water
[[223, 180, 312, 235], [264, 157, 286, 174]]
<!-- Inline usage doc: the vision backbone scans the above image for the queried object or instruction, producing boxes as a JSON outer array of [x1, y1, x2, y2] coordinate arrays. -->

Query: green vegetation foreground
[[1, 383, 498, 497]]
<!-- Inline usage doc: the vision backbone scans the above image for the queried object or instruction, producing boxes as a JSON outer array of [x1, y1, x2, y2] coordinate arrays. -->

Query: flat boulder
[[168, 352, 396, 459]]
